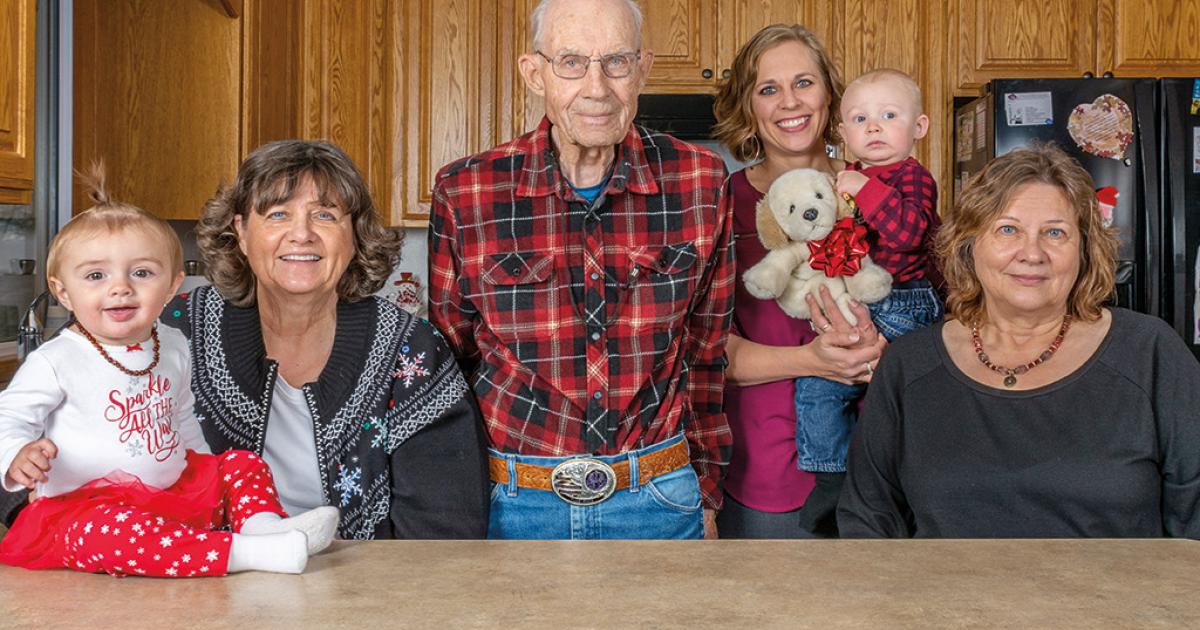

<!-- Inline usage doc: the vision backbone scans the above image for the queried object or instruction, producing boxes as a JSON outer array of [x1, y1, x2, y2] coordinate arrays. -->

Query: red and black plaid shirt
[[848, 157, 940, 282], [428, 117, 734, 509]]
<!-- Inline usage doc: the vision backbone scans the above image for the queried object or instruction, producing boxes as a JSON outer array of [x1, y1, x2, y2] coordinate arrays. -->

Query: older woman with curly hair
[[838, 144, 1200, 538], [162, 140, 488, 539]]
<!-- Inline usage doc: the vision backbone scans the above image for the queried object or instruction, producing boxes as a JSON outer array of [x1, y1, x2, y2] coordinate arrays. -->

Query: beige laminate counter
[[1, 539, 1198, 629]]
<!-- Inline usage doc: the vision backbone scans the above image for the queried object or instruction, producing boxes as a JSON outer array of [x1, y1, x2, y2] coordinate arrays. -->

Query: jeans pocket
[[644, 467, 703, 513]]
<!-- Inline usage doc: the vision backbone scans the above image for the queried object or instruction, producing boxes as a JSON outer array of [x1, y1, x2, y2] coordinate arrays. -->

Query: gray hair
[[530, 0, 644, 51]]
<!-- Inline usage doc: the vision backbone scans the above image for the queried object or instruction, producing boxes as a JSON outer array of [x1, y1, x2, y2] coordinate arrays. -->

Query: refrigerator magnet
[[1190, 79, 1199, 116], [957, 114, 974, 161], [1194, 244, 1200, 344], [1004, 92, 1053, 127], [1095, 186, 1118, 228], [1067, 94, 1134, 160], [1193, 127, 1200, 174], [974, 100, 987, 149]]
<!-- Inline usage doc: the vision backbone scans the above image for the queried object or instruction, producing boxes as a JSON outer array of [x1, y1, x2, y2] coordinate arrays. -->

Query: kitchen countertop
[[1, 538, 1198, 628]]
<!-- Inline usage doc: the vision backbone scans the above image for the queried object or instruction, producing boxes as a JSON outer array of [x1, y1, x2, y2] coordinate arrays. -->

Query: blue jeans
[[487, 433, 704, 540], [794, 282, 943, 472]]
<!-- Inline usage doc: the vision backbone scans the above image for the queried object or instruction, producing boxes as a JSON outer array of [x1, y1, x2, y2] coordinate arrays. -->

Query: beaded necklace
[[75, 323, 160, 377], [971, 317, 1070, 388]]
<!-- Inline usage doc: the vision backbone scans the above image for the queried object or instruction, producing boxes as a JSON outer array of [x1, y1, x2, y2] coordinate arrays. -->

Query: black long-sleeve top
[[839, 308, 1200, 539]]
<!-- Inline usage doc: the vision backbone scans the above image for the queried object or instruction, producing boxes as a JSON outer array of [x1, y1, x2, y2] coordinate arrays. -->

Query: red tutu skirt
[[0, 450, 225, 570]]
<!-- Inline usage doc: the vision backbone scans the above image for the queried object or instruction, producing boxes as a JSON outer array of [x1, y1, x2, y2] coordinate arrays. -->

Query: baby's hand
[[5, 438, 57, 490], [835, 170, 870, 198]]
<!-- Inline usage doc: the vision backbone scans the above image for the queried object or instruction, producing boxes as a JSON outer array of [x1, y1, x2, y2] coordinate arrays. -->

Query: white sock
[[226, 531, 308, 574], [240, 507, 340, 555]]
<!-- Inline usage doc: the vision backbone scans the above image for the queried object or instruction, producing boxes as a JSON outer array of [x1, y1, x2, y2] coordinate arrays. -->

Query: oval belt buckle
[[550, 458, 617, 506]]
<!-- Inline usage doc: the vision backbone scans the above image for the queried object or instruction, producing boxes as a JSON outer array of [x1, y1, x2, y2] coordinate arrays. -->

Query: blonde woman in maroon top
[[713, 24, 885, 538]]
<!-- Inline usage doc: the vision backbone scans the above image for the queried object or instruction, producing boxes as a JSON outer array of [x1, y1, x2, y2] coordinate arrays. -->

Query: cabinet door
[[717, 0, 842, 79], [1098, 0, 1200, 76], [0, 0, 35, 203], [842, 0, 950, 198], [394, 0, 502, 226], [74, 0, 240, 220], [640, 0, 719, 93], [298, 0, 394, 223], [953, 0, 1097, 95]]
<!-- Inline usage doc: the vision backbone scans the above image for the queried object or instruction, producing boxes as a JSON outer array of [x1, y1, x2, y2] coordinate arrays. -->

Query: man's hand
[[703, 508, 719, 539], [835, 170, 870, 199], [4, 438, 57, 490]]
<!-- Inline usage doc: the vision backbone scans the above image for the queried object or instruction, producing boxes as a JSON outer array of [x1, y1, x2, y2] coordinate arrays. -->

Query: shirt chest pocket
[[476, 251, 560, 341], [623, 242, 699, 330]]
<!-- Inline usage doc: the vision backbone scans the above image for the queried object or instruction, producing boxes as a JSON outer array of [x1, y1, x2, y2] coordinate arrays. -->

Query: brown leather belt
[[489, 438, 690, 501]]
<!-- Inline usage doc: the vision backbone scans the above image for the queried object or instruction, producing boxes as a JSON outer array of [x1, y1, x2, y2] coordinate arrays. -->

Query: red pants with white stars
[[0, 450, 287, 578]]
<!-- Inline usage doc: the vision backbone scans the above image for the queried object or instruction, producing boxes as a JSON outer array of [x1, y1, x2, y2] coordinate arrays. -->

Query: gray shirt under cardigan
[[839, 307, 1200, 539]]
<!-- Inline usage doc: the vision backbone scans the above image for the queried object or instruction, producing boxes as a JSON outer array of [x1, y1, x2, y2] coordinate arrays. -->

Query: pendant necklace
[[971, 317, 1070, 388]]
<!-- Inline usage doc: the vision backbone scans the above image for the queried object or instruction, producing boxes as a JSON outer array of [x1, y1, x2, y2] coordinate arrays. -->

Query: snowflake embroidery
[[206, 550, 220, 562], [391, 351, 429, 387], [124, 438, 145, 458], [333, 466, 362, 507]]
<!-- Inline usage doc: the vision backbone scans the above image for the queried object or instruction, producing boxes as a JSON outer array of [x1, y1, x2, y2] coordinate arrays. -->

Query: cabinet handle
[[702, 68, 714, 79], [1102, 71, 1113, 78], [1082, 71, 1094, 78], [722, 68, 731, 79]]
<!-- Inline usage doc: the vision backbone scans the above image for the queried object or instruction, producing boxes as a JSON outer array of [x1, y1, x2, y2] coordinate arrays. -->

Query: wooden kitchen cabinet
[[1097, 0, 1200, 76], [392, 0, 515, 226], [952, 0, 1098, 95], [0, 0, 36, 206], [73, 0, 241, 220], [716, 0, 841, 83], [637, 0, 842, 94], [841, 0, 951, 208], [953, 0, 1200, 95]]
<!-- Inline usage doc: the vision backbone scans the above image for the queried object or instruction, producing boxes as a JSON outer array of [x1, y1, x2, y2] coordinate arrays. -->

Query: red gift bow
[[807, 216, 871, 278]]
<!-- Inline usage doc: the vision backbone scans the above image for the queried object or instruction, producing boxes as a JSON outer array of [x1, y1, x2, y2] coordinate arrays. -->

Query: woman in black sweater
[[163, 140, 488, 539], [838, 144, 1200, 538]]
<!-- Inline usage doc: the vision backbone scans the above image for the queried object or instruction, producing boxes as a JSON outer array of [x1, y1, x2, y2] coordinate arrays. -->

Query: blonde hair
[[845, 68, 924, 114], [713, 24, 843, 162], [935, 144, 1118, 324], [48, 164, 183, 283]]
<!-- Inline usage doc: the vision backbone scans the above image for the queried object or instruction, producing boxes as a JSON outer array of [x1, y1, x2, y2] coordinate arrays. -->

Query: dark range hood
[[635, 94, 718, 140]]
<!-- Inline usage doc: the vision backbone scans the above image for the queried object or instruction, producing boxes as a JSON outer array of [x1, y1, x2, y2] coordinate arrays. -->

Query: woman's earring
[[743, 135, 764, 163]]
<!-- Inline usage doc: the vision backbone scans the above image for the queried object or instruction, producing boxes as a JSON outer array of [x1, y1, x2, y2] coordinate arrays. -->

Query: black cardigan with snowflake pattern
[[162, 286, 488, 539]]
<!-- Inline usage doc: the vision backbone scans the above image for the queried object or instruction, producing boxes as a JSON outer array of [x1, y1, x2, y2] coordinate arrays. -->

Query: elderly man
[[428, 0, 733, 539]]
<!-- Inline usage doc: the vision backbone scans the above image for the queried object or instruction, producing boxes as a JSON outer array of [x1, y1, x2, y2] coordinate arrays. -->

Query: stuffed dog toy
[[742, 168, 892, 324]]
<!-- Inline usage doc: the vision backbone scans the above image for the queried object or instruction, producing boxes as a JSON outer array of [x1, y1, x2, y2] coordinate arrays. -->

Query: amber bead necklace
[[971, 316, 1070, 388], [75, 323, 160, 377]]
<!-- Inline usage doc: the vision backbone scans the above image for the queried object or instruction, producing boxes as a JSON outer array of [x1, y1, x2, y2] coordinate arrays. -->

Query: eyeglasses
[[535, 50, 641, 79]]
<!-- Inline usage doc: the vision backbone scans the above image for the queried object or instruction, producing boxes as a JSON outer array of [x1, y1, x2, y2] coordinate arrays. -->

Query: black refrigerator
[[1160, 78, 1200, 359], [953, 78, 1162, 320]]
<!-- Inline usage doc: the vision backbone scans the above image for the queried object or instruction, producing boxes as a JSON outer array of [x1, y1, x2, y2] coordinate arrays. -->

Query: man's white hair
[[530, 0, 643, 51]]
